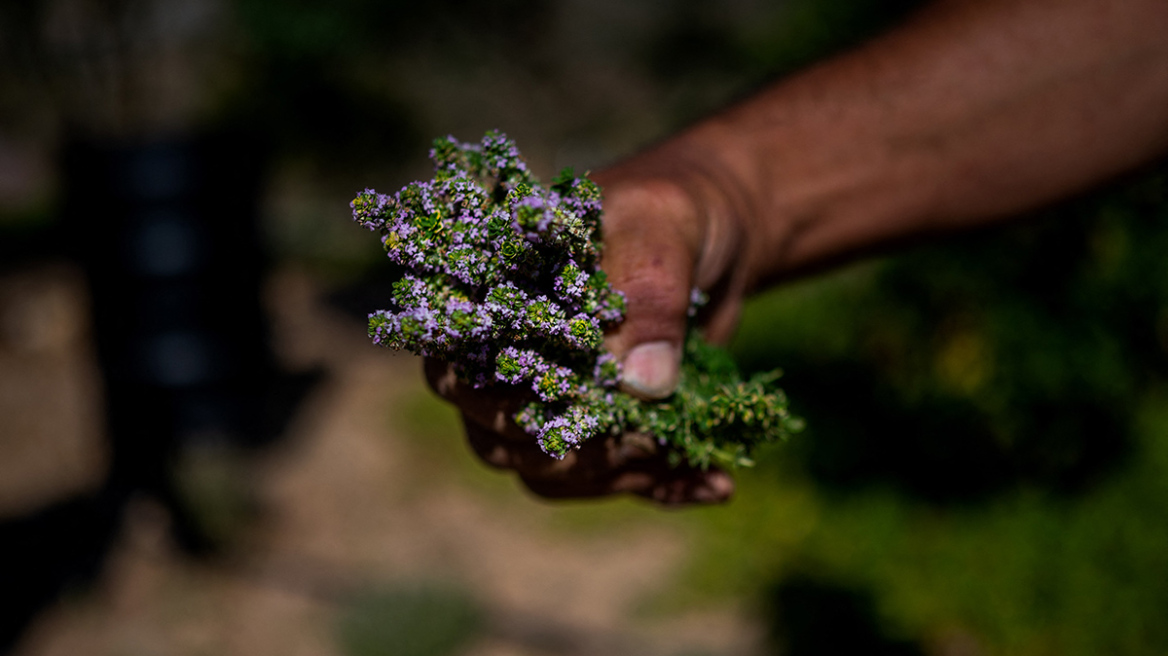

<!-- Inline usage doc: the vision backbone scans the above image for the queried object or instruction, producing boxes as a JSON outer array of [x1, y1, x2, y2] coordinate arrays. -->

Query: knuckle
[[423, 358, 458, 398], [476, 444, 513, 469], [517, 474, 568, 499], [462, 418, 513, 469]]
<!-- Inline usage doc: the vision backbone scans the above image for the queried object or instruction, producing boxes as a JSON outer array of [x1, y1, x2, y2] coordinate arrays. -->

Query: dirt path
[[8, 268, 764, 656]]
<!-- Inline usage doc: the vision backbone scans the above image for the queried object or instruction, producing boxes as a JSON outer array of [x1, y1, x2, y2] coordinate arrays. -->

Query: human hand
[[425, 152, 758, 505]]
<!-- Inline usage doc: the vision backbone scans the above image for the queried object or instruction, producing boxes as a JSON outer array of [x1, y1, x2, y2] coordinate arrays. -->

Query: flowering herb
[[352, 131, 802, 469]]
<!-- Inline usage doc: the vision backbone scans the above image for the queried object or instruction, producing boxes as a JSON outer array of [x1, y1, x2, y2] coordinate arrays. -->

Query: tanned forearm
[[436, 0, 1168, 505], [629, 0, 1168, 288]]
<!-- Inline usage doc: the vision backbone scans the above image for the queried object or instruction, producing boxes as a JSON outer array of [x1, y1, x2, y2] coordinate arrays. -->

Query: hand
[[425, 152, 758, 505]]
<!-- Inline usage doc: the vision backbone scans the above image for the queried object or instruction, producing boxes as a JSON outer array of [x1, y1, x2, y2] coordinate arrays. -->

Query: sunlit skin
[[428, 0, 1168, 505]]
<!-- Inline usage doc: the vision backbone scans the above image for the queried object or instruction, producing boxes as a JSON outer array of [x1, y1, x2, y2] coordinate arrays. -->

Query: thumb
[[599, 181, 700, 401]]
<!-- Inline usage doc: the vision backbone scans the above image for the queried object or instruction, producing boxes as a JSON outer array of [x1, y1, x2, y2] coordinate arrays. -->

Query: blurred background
[[1, 0, 1167, 655]]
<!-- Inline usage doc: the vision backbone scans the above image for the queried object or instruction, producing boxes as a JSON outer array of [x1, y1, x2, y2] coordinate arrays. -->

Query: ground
[[0, 264, 765, 656]]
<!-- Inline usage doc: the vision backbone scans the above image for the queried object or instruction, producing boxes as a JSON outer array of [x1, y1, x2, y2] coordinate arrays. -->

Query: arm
[[433, 0, 1168, 504]]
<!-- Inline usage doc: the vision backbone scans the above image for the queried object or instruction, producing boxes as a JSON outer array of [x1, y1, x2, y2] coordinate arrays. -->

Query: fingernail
[[620, 341, 681, 400]]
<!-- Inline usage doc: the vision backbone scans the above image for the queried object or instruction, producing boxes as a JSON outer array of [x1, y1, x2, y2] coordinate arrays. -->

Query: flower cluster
[[353, 131, 802, 468]]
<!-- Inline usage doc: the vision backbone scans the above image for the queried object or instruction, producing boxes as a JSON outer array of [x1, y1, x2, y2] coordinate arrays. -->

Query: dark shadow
[[0, 131, 322, 653], [0, 493, 122, 652], [766, 575, 924, 656], [735, 167, 1168, 506], [776, 359, 1016, 505]]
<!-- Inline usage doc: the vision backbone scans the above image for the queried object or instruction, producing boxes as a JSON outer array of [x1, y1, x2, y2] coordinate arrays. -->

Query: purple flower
[[484, 282, 529, 330], [444, 245, 487, 285], [444, 298, 493, 341], [562, 313, 602, 350], [554, 261, 589, 302], [510, 193, 554, 241], [495, 347, 545, 384], [524, 296, 565, 337], [537, 405, 600, 457], [351, 189, 395, 231], [594, 352, 622, 387], [532, 362, 576, 402], [688, 287, 709, 318], [391, 275, 430, 310], [514, 401, 547, 435], [354, 131, 666, 459]]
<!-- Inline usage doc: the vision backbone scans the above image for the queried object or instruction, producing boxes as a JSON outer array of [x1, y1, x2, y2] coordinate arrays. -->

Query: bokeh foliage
[[14, 0, 1150, 652], [600, 1, 1168, 654], [676, 166, 1168, 655], [240, 0, 1168, 651], [337, 584, 484, 656], [262, 0, 1168, 651]]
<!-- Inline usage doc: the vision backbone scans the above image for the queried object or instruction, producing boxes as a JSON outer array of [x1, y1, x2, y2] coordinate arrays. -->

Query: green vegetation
[[355, 132, 800, 468], [675, 168, 1168, 654], [336, 584, 484, 656], [229, 0, 1168, 650]]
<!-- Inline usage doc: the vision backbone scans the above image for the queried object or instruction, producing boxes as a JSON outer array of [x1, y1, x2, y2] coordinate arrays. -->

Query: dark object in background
[[0, 132, 319, 653], [732, 170, 1168, 506], [64, 132, 273, 443], [61, 131, 320, 544], [0, 495, 121, 653], [767, 575, 924, 656]]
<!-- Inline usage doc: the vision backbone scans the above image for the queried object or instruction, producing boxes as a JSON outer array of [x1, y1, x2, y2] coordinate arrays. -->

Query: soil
[[2, 265, 765, 656]]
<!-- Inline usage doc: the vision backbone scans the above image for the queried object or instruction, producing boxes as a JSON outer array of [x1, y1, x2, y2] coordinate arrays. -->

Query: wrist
[[673, 75, 941, 287]]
